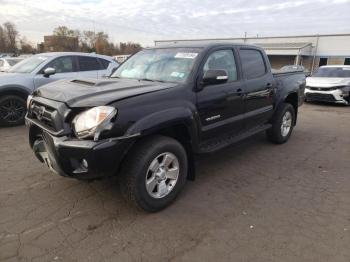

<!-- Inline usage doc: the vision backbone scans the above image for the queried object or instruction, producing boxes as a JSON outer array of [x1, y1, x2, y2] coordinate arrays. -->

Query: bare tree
[[3, 22, 19, 52], [0, 25, 6, 52], [20, 37, 34, 54], [53, 26, 75, 37]]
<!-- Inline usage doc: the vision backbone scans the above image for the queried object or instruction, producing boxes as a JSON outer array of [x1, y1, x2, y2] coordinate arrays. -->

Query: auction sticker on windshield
[[175, 53, 198, 59]]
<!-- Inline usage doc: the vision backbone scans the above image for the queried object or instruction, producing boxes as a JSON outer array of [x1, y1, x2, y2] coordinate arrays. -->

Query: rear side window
[[78, 56, 101, 71], [98, 58, 110, 69], [0, 60, 4, 67], [240, 49, 266, 79]]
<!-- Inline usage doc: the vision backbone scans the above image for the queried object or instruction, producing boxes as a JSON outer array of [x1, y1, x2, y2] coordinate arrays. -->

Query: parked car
[[26, 43, 305, 211], [0, 52, 119, 126], [0, 57, 23, 72], [305, 65, 350, 105]]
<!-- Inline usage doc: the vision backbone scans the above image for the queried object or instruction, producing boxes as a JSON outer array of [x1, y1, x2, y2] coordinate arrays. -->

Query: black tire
[[0, 95, 27, 127], [266, 103, 295, 144], [119, 135, 188, 212]]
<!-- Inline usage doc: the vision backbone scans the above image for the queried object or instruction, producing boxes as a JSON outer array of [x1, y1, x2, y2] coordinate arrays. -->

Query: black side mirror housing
[[201, 69, 229, 86]]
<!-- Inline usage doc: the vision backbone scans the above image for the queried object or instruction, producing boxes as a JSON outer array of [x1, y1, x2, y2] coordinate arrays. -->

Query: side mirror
[[202, 69, 229, 86], [43, 67, 56, 77]]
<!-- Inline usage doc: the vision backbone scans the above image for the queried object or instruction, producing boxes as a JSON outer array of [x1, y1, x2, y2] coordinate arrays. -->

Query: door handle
[[266, 83, 273, 88]]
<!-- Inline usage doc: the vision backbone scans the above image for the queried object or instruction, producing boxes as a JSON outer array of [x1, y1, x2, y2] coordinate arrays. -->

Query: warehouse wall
[[267, 55, 295, 70]]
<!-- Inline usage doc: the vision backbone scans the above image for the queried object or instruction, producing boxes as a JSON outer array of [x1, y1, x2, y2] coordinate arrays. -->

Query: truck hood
[[306, 77, 350, 88], [34, 78, 178, 107]]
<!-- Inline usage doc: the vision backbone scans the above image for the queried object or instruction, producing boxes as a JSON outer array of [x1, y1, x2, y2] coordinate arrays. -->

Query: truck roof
[[150, 42, 262, 50]]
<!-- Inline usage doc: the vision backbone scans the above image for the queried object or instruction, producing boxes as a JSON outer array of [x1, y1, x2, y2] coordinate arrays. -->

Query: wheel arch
[[283, 92, 298, 125], [0, 86, 31, 100], [121, 109, 199, 181]]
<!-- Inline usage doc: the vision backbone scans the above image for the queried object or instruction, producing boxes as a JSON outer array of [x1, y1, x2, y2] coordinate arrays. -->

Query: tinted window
[[203, 50, 237, 82], [344, 58, 350, 65], [98, 58, 110, 69], [319, 57, 328, 67], [240, 49, 266, 79], [46, 56, 74, 73], [78, 56, 101, 71]]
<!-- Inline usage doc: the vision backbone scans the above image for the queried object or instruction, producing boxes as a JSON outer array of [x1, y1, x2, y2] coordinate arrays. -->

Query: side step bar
[[199, 124, 272, 153]]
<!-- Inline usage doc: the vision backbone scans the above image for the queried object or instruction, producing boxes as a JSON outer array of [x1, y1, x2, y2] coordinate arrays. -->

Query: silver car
[[305, 65, 350, 105], [0, 52, 119, 126]]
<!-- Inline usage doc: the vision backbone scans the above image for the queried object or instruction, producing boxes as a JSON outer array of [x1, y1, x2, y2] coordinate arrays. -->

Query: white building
[[154, 33, 350, 72]]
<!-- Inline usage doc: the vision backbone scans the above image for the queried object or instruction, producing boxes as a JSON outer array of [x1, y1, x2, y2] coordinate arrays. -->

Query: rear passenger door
[[238, 48, 274, 131], [76, 56, 101, 79]]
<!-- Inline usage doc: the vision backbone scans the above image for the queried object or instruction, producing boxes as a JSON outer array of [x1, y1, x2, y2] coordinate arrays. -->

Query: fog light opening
[[73, 159, 89, 174]]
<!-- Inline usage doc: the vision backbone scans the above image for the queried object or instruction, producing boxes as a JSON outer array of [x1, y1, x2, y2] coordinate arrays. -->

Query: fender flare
[[126, 107, 200, 149]]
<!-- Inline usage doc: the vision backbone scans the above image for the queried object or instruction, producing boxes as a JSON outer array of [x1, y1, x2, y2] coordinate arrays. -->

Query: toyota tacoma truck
[[26, 43, 305, 212]]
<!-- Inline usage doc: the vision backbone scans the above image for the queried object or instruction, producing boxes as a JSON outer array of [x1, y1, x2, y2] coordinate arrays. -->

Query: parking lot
[[0, 103, 349, 261]]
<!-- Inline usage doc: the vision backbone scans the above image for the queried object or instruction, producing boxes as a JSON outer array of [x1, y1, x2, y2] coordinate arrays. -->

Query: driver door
[[33, 56, 78, 89], [196, 48, 245, 141]]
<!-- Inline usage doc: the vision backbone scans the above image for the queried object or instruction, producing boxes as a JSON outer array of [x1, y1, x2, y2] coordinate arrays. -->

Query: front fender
[[126, 107, 199, 148]]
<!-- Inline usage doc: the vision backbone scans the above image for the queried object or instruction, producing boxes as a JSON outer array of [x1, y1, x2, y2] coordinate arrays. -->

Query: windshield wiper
[[138, 78, 155, 82], [139, 78, 166, 83]]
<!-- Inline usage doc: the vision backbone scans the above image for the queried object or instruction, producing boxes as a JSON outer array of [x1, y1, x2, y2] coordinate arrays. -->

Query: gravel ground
[[0, 103, 349, 262]]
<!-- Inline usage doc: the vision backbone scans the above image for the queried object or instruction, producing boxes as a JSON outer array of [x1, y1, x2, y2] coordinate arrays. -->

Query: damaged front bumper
[[28, 122, 137, 180], [305, 87, 349, 105]]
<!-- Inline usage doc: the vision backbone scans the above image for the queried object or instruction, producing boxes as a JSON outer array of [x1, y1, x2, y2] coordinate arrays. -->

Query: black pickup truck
[[26, 43, 305, 212]]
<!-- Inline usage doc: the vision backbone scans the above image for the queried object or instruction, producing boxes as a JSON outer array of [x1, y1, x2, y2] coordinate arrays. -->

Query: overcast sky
[[0, 0, 350, 46]]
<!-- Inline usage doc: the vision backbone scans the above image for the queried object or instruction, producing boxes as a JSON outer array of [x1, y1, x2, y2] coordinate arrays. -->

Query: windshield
[[9, 55, 49, 73], [6, 58, 22, 66], [111, 48, 202, 83], [313, 67, 350, 78]]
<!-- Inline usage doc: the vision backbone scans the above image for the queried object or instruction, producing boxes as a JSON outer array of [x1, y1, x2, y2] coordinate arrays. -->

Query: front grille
[[306, 86, 344, 91], [306, 93, 336, 102], [28, 100, 64, 134], [30, 102, 55, 128]]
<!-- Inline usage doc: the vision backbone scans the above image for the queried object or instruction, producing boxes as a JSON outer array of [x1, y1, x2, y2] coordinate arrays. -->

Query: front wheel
[[266, 103, 295, 144], [0, 95, 27, 127], [119, 135, 188, 212]]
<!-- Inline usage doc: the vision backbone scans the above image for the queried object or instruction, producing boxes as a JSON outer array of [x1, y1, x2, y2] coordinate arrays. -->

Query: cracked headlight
[[72, 106, 117, 140]]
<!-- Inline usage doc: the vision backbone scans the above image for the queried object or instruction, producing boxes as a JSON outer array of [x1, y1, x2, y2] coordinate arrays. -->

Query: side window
[[45, 56, 74, 73], [98, 58, 110, 69], [0, 60, 4, 67], [240, 49, 266, 79], [78, 56, 101, 71], [344, 58, 350, 65], [203, 50, 237, 82]]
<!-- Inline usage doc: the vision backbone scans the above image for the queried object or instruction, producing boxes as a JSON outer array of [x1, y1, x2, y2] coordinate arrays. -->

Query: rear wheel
[[266, 103, 295, 144], [0, 95, 26, 127], [119, 135, 188, 212]]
